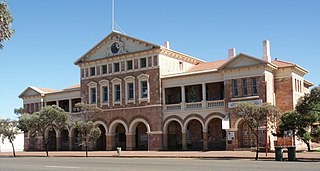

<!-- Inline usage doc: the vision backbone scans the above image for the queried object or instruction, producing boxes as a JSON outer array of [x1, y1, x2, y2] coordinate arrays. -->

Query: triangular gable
[[18, 86, 43, 98], [74, 31, 160, 65], [218, 53, 267, 70]]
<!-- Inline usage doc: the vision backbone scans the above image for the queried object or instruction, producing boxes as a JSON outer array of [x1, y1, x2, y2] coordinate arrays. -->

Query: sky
[[1, 0, 319, 119]]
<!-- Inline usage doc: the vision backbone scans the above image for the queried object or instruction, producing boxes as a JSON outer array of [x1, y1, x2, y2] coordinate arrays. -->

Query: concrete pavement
[[1, 150, 320, 161]]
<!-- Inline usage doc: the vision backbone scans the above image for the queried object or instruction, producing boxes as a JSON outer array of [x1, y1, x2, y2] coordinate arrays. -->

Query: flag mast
[[112, 0, 115, 31]]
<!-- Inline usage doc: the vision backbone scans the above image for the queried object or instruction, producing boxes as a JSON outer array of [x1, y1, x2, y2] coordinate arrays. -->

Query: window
[[140, 58, 147, 68], [114, 62, 120, 72], [90, 87, 96, 104], [127, 83, 134, 100], [242, 79, 248, 96], [233, 80, 238, 97], [102, 86, 108, 102], [90, 67, 96, 76], [127, 60, 133, 70], [88, 81, 97, 105], [179, 61, 183, 70], [141, 81, 148, 98], [252, 78, 258, 95], [114, 84, 121, 101], [101, 65, 108, 74], [81, 69, 84, 78]]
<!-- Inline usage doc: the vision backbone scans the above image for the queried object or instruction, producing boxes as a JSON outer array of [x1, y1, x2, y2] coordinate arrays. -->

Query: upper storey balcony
[[164, 82, 225, 112]]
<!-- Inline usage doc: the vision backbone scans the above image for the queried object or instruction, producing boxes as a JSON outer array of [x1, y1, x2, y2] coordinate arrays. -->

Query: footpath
[[0, 150, 320, 161]]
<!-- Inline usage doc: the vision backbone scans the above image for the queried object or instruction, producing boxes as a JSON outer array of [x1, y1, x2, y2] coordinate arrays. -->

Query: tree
[[0, 1, 14, 49], [19, 105, 68, 156], [280, 86, 320, 151], [72, 103, 102, 157], [0, 118, 20, 157], [235, 102, 281, 160]]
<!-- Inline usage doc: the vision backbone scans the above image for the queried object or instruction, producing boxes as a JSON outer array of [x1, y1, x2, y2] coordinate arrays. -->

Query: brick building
[[19, 31, 312, 151]]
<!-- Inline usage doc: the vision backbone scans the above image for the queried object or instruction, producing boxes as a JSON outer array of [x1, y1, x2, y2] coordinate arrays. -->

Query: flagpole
[[112, 0, 115, 31]]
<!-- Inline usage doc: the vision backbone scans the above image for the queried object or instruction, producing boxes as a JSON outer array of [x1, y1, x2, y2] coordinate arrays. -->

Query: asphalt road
[[0, 157, 319, 171]]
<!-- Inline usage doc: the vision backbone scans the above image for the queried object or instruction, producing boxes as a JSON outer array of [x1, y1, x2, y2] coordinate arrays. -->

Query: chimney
[[263, 40, 271, 62], [228, 48, 236, 59], [164, 41, 170, 49]]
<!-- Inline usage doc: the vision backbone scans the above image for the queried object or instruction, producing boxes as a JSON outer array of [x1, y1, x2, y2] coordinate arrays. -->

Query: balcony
[[165, 100, 225, 111], [164, 82, 225, 112]]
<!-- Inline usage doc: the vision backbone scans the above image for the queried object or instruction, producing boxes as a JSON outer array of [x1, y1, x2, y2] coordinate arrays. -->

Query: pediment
[[219, 53, 266, 70], [75, 31, 160, 64], [19, 87, 42, 98]]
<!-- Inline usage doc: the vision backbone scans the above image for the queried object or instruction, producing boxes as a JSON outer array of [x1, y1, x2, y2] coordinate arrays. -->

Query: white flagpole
[[112, 0, 115, 31]]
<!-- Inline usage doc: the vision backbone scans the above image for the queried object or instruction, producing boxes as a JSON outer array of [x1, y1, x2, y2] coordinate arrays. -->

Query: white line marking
[[45, 165, 79, 169]]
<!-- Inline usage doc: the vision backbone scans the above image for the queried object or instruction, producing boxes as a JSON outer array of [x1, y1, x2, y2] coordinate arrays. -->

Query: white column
[[69, 99, 72, 113], [56, 100, 59, 107], [202, 83, 206, 109]]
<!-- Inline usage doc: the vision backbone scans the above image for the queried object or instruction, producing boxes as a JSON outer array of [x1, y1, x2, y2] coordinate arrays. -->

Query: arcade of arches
[[26, 115, 255, 151]]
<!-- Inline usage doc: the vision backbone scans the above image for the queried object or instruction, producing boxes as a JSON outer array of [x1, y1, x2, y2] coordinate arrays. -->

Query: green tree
[[19, 105, 68, 156], [280, 86, 320, 151], [0, 118, 20, 157], [73, 103, 102, 157], [236, 102, 280, 160], [0, 1, 14, 49]]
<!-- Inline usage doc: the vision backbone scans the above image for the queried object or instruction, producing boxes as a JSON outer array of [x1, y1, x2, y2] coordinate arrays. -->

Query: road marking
[[45, 165, 79, 169]]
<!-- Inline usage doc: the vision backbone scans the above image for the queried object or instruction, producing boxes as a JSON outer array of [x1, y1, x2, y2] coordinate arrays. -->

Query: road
[[0, 157, 319, 171]]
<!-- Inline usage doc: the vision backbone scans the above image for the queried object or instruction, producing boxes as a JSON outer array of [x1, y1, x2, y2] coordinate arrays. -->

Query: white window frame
[[87, 81, 98, 105], [99, 80, 109, 106], [90, 66, 96, 77], [111, 78, 122, 105], [113, 62, 121, 73], [101, 64, 108, 75], [124, 76, 135, 104], [137, 74, 150, 103], [139, 57, 148, 69], [126, 59, 133, 71]]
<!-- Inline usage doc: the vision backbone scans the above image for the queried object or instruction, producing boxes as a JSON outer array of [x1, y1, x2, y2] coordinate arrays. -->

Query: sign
[[228, 99, 263, 108], [222, 115, 230, 129], [227, 132, 235, 141]]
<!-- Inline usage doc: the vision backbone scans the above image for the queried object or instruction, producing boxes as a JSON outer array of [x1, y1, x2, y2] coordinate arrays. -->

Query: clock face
[[111, 42, 120, 54]]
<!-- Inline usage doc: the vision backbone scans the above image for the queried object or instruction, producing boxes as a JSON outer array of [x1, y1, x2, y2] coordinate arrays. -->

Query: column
[[56, 133, 61, 151], [203, 129, 208, 151], [106, 133, 114, 150], [69, 99, 72, 113], [126, 133, 135, 150], [56, 100, 59, 107], [182, 130, 187, 150], [181, 86, 185, 110], [40, 98, 44, 109], [163, 133, 168, 150], [202, 83, 206, 109]]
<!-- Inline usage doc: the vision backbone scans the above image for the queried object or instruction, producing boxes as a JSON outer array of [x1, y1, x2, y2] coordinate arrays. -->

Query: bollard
[[116, 147, 121, 155], [274, 146, 283, 161]]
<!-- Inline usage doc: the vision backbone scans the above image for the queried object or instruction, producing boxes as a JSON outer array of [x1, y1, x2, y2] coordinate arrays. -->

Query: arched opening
[[72, 128, 81, 150], [207, 118, 226, 150], [60, 128, 69, 151], [186, 120, 203, 150], [115, 124, 126, 150], [237, 120, 255, 148], [96, 125, 106, 150], [48, 129, 56, 151], [135, 122, 148, 150], [167, 121, 182, 150]]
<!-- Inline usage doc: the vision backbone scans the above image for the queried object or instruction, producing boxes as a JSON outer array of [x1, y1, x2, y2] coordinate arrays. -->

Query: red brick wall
[[274, 77, 293, 112]]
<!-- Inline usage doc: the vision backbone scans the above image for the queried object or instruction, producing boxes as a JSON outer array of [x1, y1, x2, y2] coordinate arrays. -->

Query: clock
[[111, 42, 120, 54]]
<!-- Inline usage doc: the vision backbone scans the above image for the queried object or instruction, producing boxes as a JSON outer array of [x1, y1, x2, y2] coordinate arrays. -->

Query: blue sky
[[1, 0, 319, 119]]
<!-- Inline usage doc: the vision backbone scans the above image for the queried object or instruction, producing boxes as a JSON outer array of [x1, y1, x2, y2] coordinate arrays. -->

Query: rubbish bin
[[287, 146, 296, 161], [275, 146, 283, 161], [116, 147, 121, 154]]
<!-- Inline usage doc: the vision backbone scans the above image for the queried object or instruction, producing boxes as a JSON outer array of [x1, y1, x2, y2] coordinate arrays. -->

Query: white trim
[[109, 119, 129, 133], [99, 80, 110, 107], [163, 118, 183, 133], [204, 114, 224, 131], [124, 76, 135, 104], [93, 121, 108, 134], [128, 118, 151, 133], [183, 116, 204, 131], [87, 81, 97, 105], [137, 74, 150, 103], [111, 78, 122, 106]]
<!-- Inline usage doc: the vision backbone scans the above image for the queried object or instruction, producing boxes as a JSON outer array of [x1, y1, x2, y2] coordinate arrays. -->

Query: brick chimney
[[228, 48, 236, 59], [164, 41, 170, 49], [263, 40, 271, 62]]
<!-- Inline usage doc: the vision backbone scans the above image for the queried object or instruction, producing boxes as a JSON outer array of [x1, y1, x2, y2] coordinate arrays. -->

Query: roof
[[271, 60, 295, 68], [63, 84, 80, 90], [37, 88, 57, 93], [19, 84, 80, 98], [186, 60, 227, 73]]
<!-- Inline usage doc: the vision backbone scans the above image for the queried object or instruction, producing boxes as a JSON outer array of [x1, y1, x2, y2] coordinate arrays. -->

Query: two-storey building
[[19, 31, 312, 151]]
